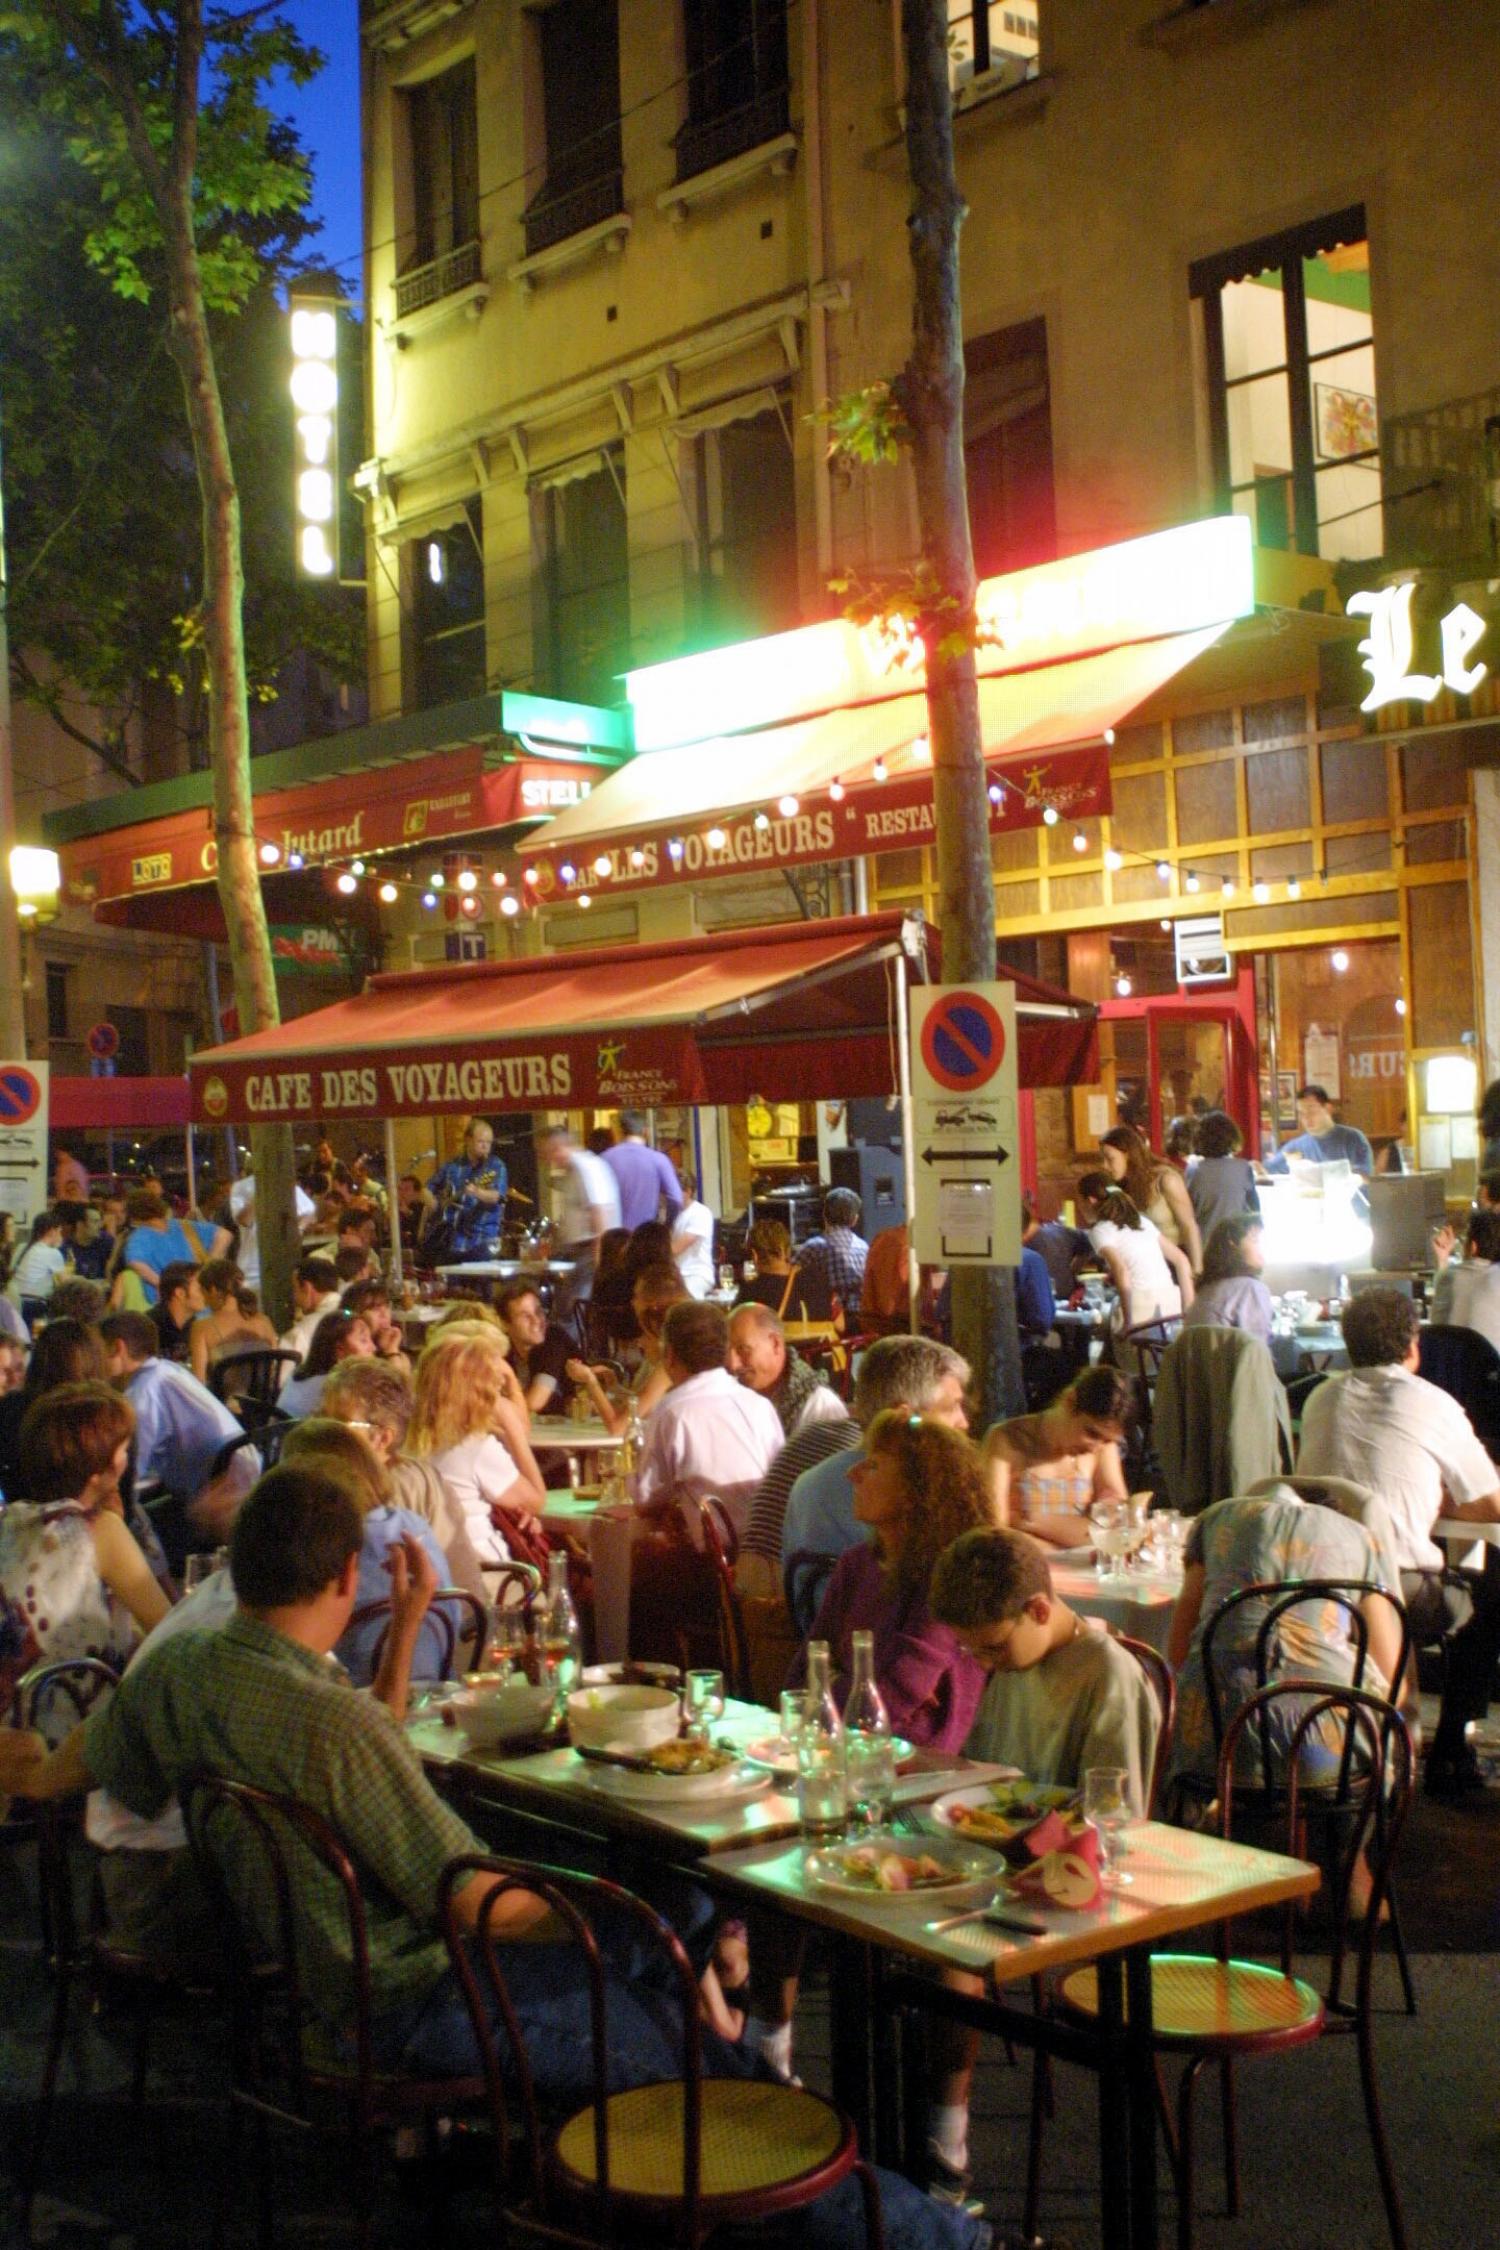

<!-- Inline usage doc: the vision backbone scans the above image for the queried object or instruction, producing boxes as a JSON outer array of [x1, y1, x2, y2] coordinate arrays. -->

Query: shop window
[[965, 319, 1055, 577], [948, 1, 1040, 91], [1192, 208, 1382, 562], [109, 1004, 152, 1078], [538, 449, 629, 704], [523, 0, 623, 256], [410, 501, 486, 712], [676, 0, 789, 181], [693, 404, 799, 640], [398, 57, 479, 310], [45, 963, 70, 1042]]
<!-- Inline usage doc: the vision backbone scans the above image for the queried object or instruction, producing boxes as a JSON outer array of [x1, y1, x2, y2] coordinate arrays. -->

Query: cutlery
[[573, 1744, 661, 1773], [926, 1900, 1050, 1937]]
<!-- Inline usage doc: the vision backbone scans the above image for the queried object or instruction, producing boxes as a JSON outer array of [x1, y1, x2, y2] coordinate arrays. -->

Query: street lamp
[[9, 845, 60, 923]]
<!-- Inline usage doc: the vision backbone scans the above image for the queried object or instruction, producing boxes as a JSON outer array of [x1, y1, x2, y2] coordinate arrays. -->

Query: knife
[[573, 1743, 661, 1774], [926, 1902, 1050, 1937]]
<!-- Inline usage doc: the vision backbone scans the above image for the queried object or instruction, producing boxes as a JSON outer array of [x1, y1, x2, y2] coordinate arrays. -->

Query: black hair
[[229, 1465, 364, 1608]]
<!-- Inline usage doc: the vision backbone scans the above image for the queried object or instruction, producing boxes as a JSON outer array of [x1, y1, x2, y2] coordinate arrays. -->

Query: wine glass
[[1090, 1499, 1132, 1583], [683, 1668, 725, 1745], [1084, 1765, 1139, 1886], [485, 1605, 529, 1683]]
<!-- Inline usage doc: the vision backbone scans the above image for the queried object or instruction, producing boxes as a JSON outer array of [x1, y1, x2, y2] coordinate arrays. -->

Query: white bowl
[[566, 1684, 681, 1754], [449, 1680, 555, 1748]]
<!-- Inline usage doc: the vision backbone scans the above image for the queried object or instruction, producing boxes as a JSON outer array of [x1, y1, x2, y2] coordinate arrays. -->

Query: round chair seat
[[1059, 1953, 1325, 2052], [553, 2077, 853, 2212]]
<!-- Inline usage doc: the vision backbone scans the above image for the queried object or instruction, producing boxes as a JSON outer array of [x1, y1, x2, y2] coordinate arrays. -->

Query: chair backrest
[[438, 1852, 704, 2240], [210, 1348, 302, 1414], [1113, 1634, 1176, 1816], [1284, 1370, 1330, 1423], [345, 1585, 490, 1680], [1200, 1577, 1408, 1794], [687, 1498, 753, 1701], [13, 1655, 120, 1736], [783, 1547, 837, 1641], [1218, 1681, 1413, 2007], [1418, 1323, 1500, 1453]]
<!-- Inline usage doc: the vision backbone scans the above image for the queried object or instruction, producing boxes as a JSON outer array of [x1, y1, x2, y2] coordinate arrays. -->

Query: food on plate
[[944, 1786, 1085, 1863], [644, 1739, 736, 1777], [1010, 1821, 1104, 1910], [827, 1845, 955, 1893]]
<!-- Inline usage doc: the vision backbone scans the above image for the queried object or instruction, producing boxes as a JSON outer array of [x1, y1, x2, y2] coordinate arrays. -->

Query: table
[[1270, 1321, 1349, 1378], [711, 1821, 1318, 2250], [1052, 1564, 1182, 1653], [1434, 1513, 1500, 1570], [531, 1416, 619, 1456]]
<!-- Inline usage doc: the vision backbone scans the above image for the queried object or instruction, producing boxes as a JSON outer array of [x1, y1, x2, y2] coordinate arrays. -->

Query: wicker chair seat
[[1060, 1952, 1324, 2052]]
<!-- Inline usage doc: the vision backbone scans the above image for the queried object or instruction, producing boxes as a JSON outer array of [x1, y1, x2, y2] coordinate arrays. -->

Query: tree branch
[[9, 653, 140, 785]]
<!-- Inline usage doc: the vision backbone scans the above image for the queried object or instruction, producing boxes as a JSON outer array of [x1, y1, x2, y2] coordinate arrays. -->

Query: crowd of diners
[[2, 1086, 1499, 2240]]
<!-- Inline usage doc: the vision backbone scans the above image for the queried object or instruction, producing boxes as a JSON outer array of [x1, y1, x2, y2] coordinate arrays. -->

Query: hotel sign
[[290, 295, 340, 580], [1347, 582, 1489, 712]]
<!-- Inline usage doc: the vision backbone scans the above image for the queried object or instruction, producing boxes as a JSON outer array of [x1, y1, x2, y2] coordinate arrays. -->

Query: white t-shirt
[[8, 1242, 65, 1305], [1431, 1262, 1500, 1358], [427, 1431, 521, 1567], [1297, 1363, 1498, 1573], [229, 1177, 316, 1289], [672, 1199, 717, 1298], [1088, 1214, 1181, 1328], [631, 1365, 784, 1541], [552, 1145, 620, 1251]]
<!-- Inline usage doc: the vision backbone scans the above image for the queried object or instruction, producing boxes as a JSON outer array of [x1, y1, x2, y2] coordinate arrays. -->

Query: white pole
[[184, 1120, 197, 1216], [894, 951, 920, 1335], [385, 1116, 403, 1288]]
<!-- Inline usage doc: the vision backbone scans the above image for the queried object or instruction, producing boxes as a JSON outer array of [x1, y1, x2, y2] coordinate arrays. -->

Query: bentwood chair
[[210, 1348, 302, 1428], [182, 1776, 487, 2250], [438, 1853, 885, 2250], [1051, 1684, 1414, 2250], [686, 1498, 754, 1702], [345, 1584, 495, 1681]]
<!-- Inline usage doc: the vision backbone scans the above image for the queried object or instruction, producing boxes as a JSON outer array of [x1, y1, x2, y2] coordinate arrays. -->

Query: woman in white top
[[1076, 1173, 1194, 1331], [670, 1169, 717, 1299], [406, 1327, 546, 1568]]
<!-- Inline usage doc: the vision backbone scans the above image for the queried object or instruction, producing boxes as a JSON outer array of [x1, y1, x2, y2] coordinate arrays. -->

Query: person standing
[[601, 1111, 683, 1232], [1265, 1084, 1374, 1176], [670, 1169, 716, 1298], [425, 1119, 508, 1261], [544, 1123, 619, 1307]]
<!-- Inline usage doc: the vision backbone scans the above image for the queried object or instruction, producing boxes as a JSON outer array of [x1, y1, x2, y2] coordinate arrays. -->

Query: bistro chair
[[210, 1348, 302, 1429], [783, 1547, 838, 1641], [686, 1497, 754, 1702], [438, 1852, 885, 2250], [1049, 1683, 1414, 2250], [3, 1658, 122, 1957], [181, 1775, 487, 2250], [345, 1585, 492, 1681], [1417, 1323, 1500, 1456]]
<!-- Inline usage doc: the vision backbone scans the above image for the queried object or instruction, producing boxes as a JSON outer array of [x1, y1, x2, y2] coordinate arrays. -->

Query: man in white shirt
[[1297, 1285, 1500, 1796], [726, 1303, 849, 1443], [279, 1257, 342, 1363], [1430, 1207, 1500, 1357], [670, 1170, 717, 1299], [631, 1299, 782, 1542], [228, 1174, 316, 1291], [544, 1123, 619, 1312]]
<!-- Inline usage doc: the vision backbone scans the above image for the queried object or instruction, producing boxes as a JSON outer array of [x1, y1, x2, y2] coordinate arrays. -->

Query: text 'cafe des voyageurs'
[[179, 515, 1500, 1215]]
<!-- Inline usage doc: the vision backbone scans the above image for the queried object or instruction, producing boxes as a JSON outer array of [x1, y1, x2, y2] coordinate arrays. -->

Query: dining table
[[1052, 1560, 1183, 1653]]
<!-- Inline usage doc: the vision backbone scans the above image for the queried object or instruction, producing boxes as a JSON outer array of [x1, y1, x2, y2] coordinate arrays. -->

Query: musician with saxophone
[[424, 1119, 508, 1262]]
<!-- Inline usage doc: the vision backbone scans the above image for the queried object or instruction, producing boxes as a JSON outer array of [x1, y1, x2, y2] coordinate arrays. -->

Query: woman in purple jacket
[[790, 1409, 991, 1750]]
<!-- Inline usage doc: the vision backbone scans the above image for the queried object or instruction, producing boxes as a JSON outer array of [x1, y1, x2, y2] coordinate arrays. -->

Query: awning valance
[[517, 627, 1225, 900], [188, 912, 1097, 1125]]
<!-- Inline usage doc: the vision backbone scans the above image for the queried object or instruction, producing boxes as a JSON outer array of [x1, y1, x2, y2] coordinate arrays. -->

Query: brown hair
[[18, 1381, 135, 1506], [930, 1526, 1054, 1630], [661, 1298, 729, 1376], [280, 1417, 389, 1516], [1099, 1125, 1158, 1210], [862, 1409, 993, 1613]]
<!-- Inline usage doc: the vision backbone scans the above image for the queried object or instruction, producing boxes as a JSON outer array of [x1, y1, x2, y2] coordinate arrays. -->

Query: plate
[[578, 1757, 770, 1804], [804, 1836, 998, 1897], [740, 1734, 915, 1779], [929, 1780, 1077, 1846]]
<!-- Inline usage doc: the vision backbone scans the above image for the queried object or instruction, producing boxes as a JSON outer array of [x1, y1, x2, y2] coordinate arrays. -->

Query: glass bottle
[[540, 1551, 582, 1711], [843, 1630, 896, 1830], [796, 1640, 847, 1846]]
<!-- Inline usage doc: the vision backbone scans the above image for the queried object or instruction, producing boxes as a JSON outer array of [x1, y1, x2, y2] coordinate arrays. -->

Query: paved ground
[[1, 1745, 1497, 2250]]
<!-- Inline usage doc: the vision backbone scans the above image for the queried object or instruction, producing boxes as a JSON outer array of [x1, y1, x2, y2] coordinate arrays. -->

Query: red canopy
[[188, 913, 1096, 1125], [50, 1076, 192, 1130]]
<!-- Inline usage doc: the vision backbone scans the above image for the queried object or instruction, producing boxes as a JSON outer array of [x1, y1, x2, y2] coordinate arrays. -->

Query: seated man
[[797, 1187, 868, 1319], [321, 1355, 488, 1604], [922, 1526, 1160, 2207], [0, 1468, 984, 2250], [780, 1335, 970, 1570], [101, 1310, 253, 1542], [1430, 1206, 1500, 1356], [727, 1303, 849, 1443], [280, 1255, 342, 1363], [150, 1261, 204, 1367], [631, 1299, 783, 1540], [1021, 1194, 1091, 1302], [1297, 1285, 1500, 1796], [496, 1279, 577, 1415]]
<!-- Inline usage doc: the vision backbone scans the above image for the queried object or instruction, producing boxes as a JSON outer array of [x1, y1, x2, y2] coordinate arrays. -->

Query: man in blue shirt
[[601, 1111, 683, 1232], [101, 1311, 254, 1538], [780, 1334, 971, 1569], [425, 1118, 508, 1260], [1266, 1084, 1374, 1176], [1015, 1243, 1055, 1338]]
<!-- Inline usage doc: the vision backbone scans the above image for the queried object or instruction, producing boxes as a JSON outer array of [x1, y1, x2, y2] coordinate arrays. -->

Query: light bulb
[[500, 894, 520, 917], [1222, 877, 1235, 898], [1042, 804, 1059, 826], [1395, 996, 1406, 1016], [872, 759, 887, 783], [988, 783, 1002, 805], [491, 870, 507, 888], [287, 851, 304, 871], [753, 812, 770, 832], [258, 841, 281, 868], [777, 794, 800, 817], [829, 779, 845, 803], [1185, 871, 1201, 894], [1287, 878, 1302, 900], [667, 838, 684, 860], [558, 862, 576, 885], [336, 872, 358, 896], [523, 866, 539, 886], [629, 848, 645, 868], [1160, 919, 1172, 932], [1104, 848, 1123, 871], [1072, 829, 1088, 853], [1155, 860, 1170, 881], [456, 868, 478, 892], [1331, 949, 1350, 973], [706, 827, 726, 850], [1253, 881, 1270, 903], [1115, 974, 1133, 997], [351, 859, 366, 877], [430, 871, 445, 889], [911, 736, 930, 764], [593, 854, 612, 877], [422, 891, 437, 909], [461, 895, 479, 917], [378, 881, 398, 904], [577, 892, 592, 909]]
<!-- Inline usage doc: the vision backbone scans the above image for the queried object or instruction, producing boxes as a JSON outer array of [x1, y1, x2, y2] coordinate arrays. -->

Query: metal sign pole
[[894, 951, 920, 1335], [385, 1116, 404, 1288]]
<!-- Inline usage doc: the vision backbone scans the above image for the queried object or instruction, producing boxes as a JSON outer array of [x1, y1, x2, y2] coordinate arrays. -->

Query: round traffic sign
[[0, 1066, 43, 1123], [920, 990, 1006, 1093], [87, 1020, 120, 1061]]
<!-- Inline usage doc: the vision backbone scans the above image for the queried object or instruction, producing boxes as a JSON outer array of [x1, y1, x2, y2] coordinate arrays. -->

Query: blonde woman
[[408, 1329, 546, 1569]]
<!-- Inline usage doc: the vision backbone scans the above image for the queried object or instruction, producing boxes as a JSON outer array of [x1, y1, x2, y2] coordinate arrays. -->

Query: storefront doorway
[[1096, 972, 1261, 1152]]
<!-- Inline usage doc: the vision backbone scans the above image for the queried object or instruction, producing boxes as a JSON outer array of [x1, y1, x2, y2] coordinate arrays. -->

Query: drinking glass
[[1084, 1765, 1138, 1885], [845, 1731, 897, 1831], [1090, 1499, 1133, 1583], [183, 1550, 226, 1592], [778, 1689, 807, 1753], [683, 1668, 725, 1745], [796, 1755, 848, 1847], [485, 1605, 529, 1682]]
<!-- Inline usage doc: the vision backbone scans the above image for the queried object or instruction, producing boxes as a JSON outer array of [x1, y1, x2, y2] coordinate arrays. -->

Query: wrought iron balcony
[[394, 237, 483, 321], [674, 84, 790, 184], [522, 169, 625, 260], [1382, 384, 1500, 573]]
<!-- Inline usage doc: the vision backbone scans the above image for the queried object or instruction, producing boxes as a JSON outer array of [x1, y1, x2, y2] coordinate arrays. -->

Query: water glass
[[683, 1668, 725, 1744], [796, 1757, 848, 1847], [1083, 1765, 1138, 1886], [845, 1731, 897, 1831], [1090, 1499, 1133, 1583], [183, 1550, 227, 1592], [778, 1689, 807, 1752]]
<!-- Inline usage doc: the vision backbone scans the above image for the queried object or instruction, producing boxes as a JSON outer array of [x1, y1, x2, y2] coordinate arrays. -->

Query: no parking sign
[[0, 1059, 49, 1234], [909, 986, 1019, 1267]]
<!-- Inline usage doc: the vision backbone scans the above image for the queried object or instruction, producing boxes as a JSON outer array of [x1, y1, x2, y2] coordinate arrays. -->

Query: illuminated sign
[[626, 517, 1255, 751], [1346, 582, 1489, 712], [290, 294, 340, 580]]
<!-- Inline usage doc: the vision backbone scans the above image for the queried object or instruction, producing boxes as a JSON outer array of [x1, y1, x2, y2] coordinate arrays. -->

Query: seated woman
[[407, 1327, 547, 1572], [1099, 1123, 1203, 1275], [188, 1257, 277, 1388], [567, 1260, 688, 1437], [982, 1366, 1133, 1548], [1181, 1213, 1274, 1342], [278, 1308, 377, 1420], [0, 1382, 171, 1730], [1167, 1479, 1404, 1793], [786, 1411, 990, 1751], [1075, 1173, 1194, 1334], [734, 1218, 837, 1325]]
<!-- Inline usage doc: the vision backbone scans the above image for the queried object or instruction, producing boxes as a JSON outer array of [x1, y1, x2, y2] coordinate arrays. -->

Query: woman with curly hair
[[407, 1327, 546, 1569], [787, 1410, 993, 1750], [1098, 1123, 1202, 1272]]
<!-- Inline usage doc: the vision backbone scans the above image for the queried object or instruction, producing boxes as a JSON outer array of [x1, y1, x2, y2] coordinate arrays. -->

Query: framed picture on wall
[[1314, 384, 1377, 462], [1276, 1070, 1298, 1129]]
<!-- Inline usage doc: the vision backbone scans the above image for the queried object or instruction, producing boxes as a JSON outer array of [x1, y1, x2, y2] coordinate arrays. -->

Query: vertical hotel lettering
[[290, 294, 340, 580]]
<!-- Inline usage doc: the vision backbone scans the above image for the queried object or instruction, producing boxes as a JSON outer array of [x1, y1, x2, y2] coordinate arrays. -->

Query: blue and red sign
[[919, 990, 1006, 1093], [87, 1021, 120, 1061], [0, 1066, 43, 1124]]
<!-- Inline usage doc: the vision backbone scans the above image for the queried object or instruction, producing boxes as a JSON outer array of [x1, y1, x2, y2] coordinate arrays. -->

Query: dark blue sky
[[275, 0, 364, 294]]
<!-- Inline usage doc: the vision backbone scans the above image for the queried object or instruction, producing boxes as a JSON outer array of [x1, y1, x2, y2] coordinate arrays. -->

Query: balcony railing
[[1382, 384, 1500, 573], [674, 84, 790, 184], [522, 169, 624, 260], [394, 237, 482, 320]]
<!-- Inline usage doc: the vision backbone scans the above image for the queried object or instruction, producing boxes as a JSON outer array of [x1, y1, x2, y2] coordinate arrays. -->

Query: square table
[[1051, 1563, 1183, 1654], [709, 1821, 1318, 2250]]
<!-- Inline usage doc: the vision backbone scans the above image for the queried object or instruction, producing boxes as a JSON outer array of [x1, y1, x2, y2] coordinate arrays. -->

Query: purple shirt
[[789, 1541, 986, 1752], [601, 1139, 683, 1231]]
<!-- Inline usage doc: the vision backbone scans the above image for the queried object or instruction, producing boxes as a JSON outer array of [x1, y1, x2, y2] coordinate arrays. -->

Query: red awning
[[58, 747, 605, 937], [50, 1076, 192, 1130], [188, 913, 1097, 1125]]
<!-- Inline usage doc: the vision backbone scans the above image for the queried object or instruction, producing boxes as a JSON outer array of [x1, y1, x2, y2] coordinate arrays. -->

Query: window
[[964, 319, 1055, 578], [45, 963, 69, 1043], [445, 929, 488, 963], [396, 57, 480, 314], [537, 449, 629, 703], [523, 0, 623, 256], [410, 500, 486, 711], [693, 403, 799, 641], [1192, 208, 1381, 562], [677, 0, 789, 181], [947, 1, 1040, 91]]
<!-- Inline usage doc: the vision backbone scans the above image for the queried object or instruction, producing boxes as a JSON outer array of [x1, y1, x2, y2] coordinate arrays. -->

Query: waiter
[[425, 1118, 507, 1261]]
